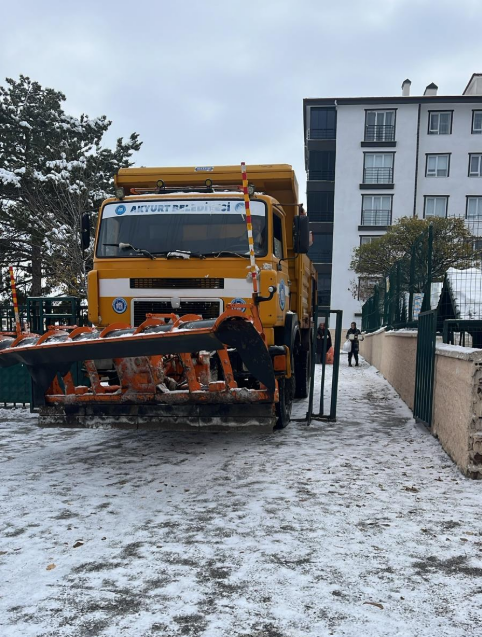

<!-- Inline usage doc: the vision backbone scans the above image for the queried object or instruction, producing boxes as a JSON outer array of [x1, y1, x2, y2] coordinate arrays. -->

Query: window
[[426, 154, 450, 177], [272, 213, 283, 259], [472, 111, 482, 134], [309, 108, 336, 139], [308, 150, 336, 181], [424, 196, 448, 218], [428, 111, 452, 135], [365, 110, 396, 142], [309, 233, 333, 263], [317, 275, 331, 307], [307, 191, 334, 222], [363, 153, 394, 183], [361, 195, 392, 226], [467, 197, 482, 220], [360, 236, 380, 246], [469, 154, 482, 177]]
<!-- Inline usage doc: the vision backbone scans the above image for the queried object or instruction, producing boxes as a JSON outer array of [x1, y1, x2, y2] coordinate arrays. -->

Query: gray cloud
[[1, 0, 479, 202]]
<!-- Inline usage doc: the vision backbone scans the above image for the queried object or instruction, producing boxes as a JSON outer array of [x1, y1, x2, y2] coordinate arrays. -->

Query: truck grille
[[130, 278, 224, 289], [133, 300, 222, 326]]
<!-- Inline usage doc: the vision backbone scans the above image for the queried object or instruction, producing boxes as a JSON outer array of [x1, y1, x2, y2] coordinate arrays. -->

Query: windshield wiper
[[202, 250, 250, 259], [103, 242, 156, 260], [153, 250, 205, 259]]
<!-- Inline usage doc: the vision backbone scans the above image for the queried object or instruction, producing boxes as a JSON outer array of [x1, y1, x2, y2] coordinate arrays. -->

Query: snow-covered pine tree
[[0, 75, 141, 298]]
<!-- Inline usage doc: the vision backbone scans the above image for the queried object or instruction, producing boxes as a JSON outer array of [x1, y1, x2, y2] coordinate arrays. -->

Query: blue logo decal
[[279, 280, 286, 311], [235, 202, 245, 213], [115, 204, 126, 216], [231, 298, 247, 312], [112, 297, 128, 314]]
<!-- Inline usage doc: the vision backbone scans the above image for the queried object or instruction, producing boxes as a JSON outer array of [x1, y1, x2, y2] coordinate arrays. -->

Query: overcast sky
[[1, 0, 480, 202]]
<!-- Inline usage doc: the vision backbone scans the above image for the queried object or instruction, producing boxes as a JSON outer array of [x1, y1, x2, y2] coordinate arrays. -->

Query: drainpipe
[[413, 103, 421, 216]]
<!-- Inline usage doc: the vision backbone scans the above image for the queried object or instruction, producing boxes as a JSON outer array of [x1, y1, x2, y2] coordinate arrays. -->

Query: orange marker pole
[[9, 266, 21, 336], [240, 162, 259, 296]]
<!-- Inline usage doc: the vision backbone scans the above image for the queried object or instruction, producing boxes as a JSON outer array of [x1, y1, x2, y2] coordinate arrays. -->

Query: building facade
[[303, 74, 482, 327]]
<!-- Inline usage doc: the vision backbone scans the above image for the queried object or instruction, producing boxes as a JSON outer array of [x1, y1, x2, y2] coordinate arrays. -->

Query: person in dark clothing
[[316, 323, 332, 364], [346, 322, 362, 367]]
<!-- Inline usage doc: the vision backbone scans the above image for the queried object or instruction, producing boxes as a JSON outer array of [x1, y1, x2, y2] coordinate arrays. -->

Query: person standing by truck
[[316, 322, 332, 364], [346, 322, 362, 367]]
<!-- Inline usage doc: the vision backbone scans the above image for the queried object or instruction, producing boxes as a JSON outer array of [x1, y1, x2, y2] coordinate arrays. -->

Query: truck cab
[[87, 165, 316, 413]]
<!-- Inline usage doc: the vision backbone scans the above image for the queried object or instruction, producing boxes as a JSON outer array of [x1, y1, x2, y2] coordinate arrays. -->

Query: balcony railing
[[308, 127, 336, 140], [318, 292, 331, 307], [361, 209, 392, 226], [363, 167, 393, 184], [308, 210, 334, 222], [364, 125, 395, 142], [308, 249, 333, 263], [308, 170, 335, 181]]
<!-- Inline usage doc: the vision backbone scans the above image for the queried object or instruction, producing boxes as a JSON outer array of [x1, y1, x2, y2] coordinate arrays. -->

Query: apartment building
[[303, 73, 482, 327]]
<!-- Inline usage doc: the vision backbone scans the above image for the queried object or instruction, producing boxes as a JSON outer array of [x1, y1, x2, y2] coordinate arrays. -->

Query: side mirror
[[293, 216, 310, 254], [81, 213, 91, 251]]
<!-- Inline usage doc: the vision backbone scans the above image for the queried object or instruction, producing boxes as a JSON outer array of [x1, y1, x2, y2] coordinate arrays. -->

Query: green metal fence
[[362, 226, 434, 332], [0, 296, 88, 406], [413, 309, 437, 427]]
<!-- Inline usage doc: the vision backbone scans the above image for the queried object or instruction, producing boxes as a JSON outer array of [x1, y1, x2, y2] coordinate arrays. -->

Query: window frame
[[468, 153, 482, 177], [427, 110, 453, 135], [359, 235, 381, 246], [362, 152, 395, 184], [272, 211, 285, 259], [364, 109, 397, 142], [466, 196, 482, 220], [423, 195, 449, 219], [360, 194, 393, 226], [425, 153, 451, 178], [472, 110, 482, 135]]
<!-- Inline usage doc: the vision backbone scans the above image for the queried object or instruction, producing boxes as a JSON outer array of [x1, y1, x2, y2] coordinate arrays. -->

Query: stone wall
[[433, 345, 482, 479], [360, 330, 482, 479], [359, 329, 418, 410]]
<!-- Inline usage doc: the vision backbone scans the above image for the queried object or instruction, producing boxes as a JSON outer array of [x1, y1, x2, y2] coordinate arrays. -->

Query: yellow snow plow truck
[[0, 164, 316, 431]]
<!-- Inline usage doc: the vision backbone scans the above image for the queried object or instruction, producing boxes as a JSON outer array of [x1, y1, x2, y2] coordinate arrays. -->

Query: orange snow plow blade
[[0, 307, 279, 431]]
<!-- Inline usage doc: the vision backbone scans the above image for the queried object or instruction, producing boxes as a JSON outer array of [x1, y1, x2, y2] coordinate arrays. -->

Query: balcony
[[308, 170, 335, 181], [308, 249, 333, 263], [363, 167, 393, 184], [364, 125, 395, 142], [361, 167, 394, 189], [308, 210, 334, 222], [361, 209, 392, 226], [308, 127, 336, 140]]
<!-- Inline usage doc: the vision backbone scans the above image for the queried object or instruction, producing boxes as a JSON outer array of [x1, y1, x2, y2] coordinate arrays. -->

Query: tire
[[275, 376, 295, 429], [294, 347, 311, 399]]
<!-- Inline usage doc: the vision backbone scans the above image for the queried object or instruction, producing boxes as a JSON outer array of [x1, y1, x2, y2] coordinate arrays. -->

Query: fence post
[[408, 243, 415, 322], [421, 224, 433, 312]]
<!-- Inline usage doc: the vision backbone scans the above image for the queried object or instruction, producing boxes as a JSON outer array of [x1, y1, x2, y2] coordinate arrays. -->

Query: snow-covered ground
[[1, 357, 481, 637]]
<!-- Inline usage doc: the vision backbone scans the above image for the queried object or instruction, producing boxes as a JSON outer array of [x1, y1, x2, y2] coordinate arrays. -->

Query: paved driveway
[[1, 358, 481, 636]]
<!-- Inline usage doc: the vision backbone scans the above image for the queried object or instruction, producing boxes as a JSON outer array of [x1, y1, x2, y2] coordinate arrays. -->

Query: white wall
[[416, 102, 482, 224], [331, 102, 419, 328]]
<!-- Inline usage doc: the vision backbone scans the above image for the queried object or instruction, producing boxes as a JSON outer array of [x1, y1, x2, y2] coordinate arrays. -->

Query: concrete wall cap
[[436, 342, 482, 361], [384, 330, 418, 338]]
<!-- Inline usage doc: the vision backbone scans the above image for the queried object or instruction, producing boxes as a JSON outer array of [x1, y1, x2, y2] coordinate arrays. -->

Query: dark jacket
[[316, 326, 332, 355], [346, 328, 362, 352]]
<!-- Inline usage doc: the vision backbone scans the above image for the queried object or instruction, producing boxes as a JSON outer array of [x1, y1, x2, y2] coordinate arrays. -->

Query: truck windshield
[[96, 199, 267, 258]]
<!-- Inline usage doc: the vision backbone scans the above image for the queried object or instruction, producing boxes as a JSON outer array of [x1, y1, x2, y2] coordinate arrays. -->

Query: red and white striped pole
[[240, 162, 259, 296], [9, 266, 21, 336]]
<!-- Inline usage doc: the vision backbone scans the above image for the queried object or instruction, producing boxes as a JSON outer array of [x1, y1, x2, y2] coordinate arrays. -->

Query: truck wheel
[[275, 376, 295, 429], [294, 347, 311, 399]]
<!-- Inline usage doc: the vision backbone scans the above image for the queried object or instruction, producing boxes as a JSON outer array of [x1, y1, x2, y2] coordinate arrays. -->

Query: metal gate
[[305, 307, 342, 423], [413, 309, 437, 427]]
